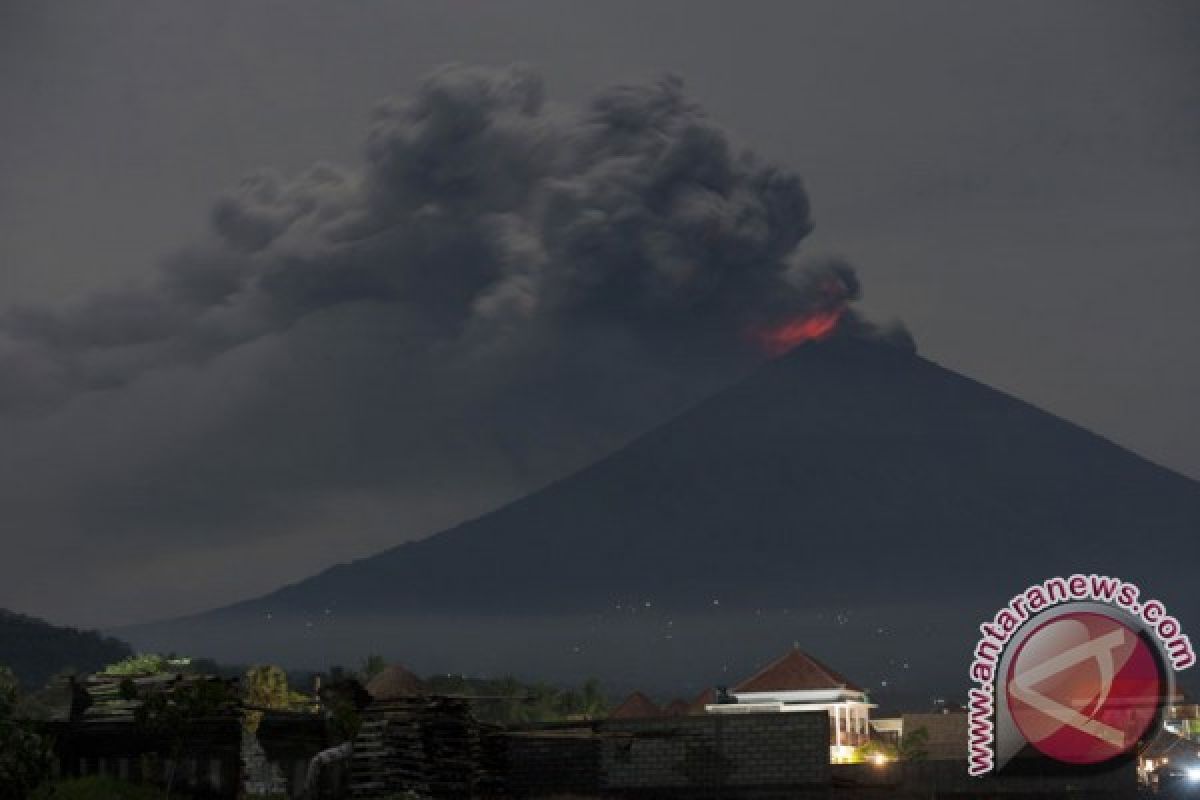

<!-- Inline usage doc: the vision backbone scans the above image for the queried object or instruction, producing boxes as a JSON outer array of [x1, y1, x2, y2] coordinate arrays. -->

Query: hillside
[[0, 608, 132, 688]]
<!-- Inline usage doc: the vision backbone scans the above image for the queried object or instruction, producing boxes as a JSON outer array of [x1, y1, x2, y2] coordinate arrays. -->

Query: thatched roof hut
[[365, 664, 426, 701]]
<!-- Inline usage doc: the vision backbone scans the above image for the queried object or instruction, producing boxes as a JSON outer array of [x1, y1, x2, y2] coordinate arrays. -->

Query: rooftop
[[734, 646, 862, 694], [365, 664, 426, 702], [609, 691, 662, 719]]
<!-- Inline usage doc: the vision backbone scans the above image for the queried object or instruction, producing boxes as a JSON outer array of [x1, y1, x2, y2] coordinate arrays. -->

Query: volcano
[[123, 339, 1200, 694]]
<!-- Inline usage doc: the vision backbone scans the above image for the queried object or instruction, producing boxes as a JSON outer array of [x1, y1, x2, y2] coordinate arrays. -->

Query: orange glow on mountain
[[753, 306, 845, 356]]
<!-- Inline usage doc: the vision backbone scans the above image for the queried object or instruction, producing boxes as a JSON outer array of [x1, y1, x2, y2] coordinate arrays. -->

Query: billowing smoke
[[0, 65, 907, 624], [0, 65, 900, 413]]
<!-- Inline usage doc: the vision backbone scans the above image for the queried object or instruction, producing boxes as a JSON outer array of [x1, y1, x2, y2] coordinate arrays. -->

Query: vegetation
[[243, 664, 292, 711], [898, 725, 930, 762], [31, 776, 169, 800], [0, 609, 131, 689], [422, 673, 610, 725], [0, 666, 54, 800], [242, 664, 315, 732], [308, 659, 612, 726], [854, 738, 898, 764], [360, 654, 387, 682], [126, 677, 240, 799], [31, 776, 290, 800], [0, 647, 616, 798], [102, 653, 192, 677]]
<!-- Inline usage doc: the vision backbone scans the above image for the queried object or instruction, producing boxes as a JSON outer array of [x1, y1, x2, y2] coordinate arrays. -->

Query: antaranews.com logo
[[967, 574, 1195, 776]]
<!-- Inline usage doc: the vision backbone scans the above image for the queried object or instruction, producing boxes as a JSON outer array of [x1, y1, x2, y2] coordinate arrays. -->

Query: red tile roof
[[686, 687, 717, 714], [609, 691, 662, 719], [662, 698, 690, 717], [734, 647, 861, 693]]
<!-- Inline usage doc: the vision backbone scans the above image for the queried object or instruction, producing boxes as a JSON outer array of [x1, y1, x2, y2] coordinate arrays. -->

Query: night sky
[[1, 1, 1197, 628]]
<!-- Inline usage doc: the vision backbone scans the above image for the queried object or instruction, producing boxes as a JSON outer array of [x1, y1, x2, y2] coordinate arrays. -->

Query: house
[[870, 716, 902, 749], [364, 663, 426, 702], [608, 690, 662, 719], [705, 645, 874, 762], [1164, 686, 1200, 741], [661, 698, 690, 717]]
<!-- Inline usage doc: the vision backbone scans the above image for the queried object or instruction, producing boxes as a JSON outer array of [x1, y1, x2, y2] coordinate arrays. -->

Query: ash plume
[[0, 65, 902, 414], [0, 65, 908, 622]]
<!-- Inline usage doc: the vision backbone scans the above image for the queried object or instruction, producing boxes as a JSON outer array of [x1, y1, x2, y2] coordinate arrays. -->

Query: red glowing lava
[[753, 306, 845, 356]]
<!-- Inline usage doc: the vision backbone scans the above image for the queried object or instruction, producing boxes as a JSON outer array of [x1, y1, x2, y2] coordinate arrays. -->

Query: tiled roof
[[609, 691, 661, 719], [1143, 729, 1200, 763], [662, 698, 690, 717], [686, 687, 717, 714], [734, 647, 861, 693]]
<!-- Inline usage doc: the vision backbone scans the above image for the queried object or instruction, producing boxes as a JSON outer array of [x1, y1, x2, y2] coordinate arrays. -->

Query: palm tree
[[579, 678, 608, 720]]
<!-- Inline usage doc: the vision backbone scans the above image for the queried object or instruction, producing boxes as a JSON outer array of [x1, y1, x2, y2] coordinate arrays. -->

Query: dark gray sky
[[1, 1, 1197, 627]]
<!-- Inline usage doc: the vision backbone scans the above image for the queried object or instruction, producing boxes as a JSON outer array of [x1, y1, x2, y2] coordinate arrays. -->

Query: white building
[[706, 646, 875, 763]]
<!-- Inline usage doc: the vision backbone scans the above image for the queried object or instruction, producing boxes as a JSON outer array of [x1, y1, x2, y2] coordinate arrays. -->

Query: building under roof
[[686, 687, 717, 715], [608, 691, 662, 720], [661, 698, 690, 717], [707, 645, 873, 762], [733, 646, 863, 694], [365, 664, 427, 702]]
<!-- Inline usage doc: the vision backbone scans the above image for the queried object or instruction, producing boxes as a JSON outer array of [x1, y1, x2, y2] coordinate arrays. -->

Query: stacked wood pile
[[52, 670, 242, 742], [350, 697, 500, 799]]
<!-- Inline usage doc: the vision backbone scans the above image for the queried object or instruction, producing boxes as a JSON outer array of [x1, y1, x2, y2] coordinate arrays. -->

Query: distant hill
[[123, 338, 1200, 694], [0, 608, 131, 688]]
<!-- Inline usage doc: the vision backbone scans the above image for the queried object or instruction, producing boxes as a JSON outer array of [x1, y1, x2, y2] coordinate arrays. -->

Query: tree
[[360, 654, 387, 682], [899, 725, 930, 762], [132, 677, 239, 799], [0, 609, 131, 689], [578, 678, 608, 719], [515, 682, 565, 724], [0, 666, 54, 800], [242, 665, 291, 734], [318, 678, 370, 744]]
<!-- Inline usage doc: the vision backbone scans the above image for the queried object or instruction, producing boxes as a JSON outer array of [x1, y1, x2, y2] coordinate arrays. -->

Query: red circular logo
[[1005, 611, 1163, 765]]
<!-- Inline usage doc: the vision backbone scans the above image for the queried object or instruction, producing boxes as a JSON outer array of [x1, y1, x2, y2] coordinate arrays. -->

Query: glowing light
[[752, 306, 845, 356], [830, 745, 857, 764], [872, 752, 888, 766]]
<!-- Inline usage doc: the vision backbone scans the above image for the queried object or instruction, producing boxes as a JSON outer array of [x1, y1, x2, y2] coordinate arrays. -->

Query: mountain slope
[[211, 337, 1200, 619], [0, 609, 131, 688]]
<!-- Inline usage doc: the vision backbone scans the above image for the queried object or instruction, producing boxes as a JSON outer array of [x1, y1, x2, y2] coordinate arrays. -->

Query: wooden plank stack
[[349, 697, 492, 799]]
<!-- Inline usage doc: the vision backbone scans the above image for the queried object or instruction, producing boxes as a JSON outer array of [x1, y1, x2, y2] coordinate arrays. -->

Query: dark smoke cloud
[[0, 65, 902, 624]]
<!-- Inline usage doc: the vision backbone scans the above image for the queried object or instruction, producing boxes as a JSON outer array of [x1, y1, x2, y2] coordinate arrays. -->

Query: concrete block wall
[[503, 732, 600, 797], [598, 711, 829, 792], [902, 759, 1138, 798]]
